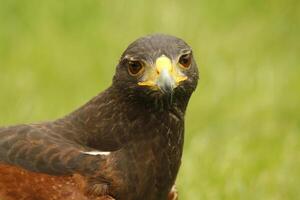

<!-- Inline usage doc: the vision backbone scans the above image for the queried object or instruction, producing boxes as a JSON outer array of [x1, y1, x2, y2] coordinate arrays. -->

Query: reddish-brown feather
[[0, 164, 111, 200]]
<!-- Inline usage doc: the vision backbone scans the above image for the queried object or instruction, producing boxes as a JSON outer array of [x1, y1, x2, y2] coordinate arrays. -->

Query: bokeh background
[[0, 0, 299, 199]]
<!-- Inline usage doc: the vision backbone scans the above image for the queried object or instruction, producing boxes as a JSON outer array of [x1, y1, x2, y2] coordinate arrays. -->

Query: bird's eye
[[179, 53, 192, 68], [128, 60, 144, 76]]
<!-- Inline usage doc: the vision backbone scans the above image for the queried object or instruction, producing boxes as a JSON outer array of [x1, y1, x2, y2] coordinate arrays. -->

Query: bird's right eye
[[128, 60, 144, 76]]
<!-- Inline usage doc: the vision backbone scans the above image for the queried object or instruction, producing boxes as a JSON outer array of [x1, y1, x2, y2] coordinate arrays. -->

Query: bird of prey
[[0, 34, 199, 200]]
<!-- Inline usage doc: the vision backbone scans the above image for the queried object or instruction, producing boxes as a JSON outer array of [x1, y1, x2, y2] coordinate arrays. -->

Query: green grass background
[[0, 0, 299, 199]]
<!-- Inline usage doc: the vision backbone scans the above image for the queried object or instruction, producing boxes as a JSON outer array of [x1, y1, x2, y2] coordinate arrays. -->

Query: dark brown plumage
[[0, 34, 199, 200]]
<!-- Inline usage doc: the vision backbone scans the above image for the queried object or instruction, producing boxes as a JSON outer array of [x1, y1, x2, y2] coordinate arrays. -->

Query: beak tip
[[156, 69, 176, 94], [160, 85, 174, 94]]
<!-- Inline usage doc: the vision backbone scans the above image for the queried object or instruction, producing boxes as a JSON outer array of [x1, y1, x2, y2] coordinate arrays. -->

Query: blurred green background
[[0, 0, 299, 199]]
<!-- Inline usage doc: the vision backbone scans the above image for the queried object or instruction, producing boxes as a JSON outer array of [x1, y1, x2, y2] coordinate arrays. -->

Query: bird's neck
[[61, 86, 189, 150]]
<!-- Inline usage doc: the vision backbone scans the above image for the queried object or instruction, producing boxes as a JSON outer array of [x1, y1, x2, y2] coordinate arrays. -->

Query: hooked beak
[[138, 55, 187, 93]]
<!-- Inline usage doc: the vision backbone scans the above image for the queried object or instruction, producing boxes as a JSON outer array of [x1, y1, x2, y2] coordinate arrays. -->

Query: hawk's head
[[113, 34, 199, 109]]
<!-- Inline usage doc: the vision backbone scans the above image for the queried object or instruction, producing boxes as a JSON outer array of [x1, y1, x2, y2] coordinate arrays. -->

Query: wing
[[0, 124, 107, 176]]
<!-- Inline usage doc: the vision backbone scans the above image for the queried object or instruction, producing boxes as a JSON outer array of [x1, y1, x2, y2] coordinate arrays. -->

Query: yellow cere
[[155, 55, 172, 73], [138, 55, 187, 88]]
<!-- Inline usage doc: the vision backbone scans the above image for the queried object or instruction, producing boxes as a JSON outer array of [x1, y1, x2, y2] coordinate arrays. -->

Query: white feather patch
[[80, 151, 111, 156]]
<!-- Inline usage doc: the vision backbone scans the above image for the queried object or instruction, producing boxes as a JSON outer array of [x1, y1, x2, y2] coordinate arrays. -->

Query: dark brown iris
[[179, 53, 192, 68], [128, 60, 144, 76]]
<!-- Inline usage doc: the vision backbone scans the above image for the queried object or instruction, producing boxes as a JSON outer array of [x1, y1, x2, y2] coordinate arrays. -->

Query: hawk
[[0, 34, 199, 200]]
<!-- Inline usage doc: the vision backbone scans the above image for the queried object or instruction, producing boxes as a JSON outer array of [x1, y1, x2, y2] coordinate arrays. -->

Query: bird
[[0, 34, 199, 200]]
